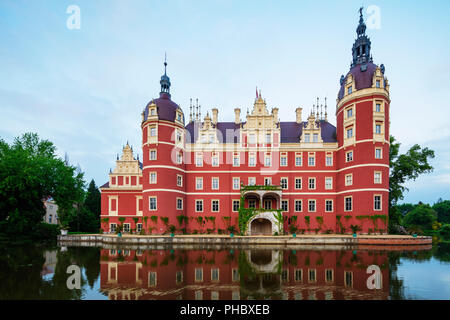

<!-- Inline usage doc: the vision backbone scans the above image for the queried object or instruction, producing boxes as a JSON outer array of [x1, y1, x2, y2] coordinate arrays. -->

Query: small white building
[[43, 198, 58, 225]]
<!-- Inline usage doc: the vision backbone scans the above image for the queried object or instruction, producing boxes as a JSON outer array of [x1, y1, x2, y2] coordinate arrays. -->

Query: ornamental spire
[[351, 7, 372, 68], [160, 53, 171, 95]]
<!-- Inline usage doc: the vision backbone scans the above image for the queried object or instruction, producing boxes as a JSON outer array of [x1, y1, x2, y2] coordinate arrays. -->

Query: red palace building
[[100, 11, 390, 235]]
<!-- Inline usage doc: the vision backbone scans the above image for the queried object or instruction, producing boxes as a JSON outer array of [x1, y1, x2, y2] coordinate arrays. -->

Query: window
[[295, 178, 302, 190], [281, 200, 288, 212], [281, 269, 288, 282], [313, 134, 318, 142], [308, 155, 315, 166], [374, 195, 382, 210], [150, 150, 157, 160], [149, 197, 157, 210], [264, 154, 271, 167], [308, 178, 316, 190], [345, 271, 353, 287], [232, 200, 240, 212], [208, 134, 214, 143], [345, 197, 352, 211], [149, 172, 157, 184], [280, 178, 288, 189], [176, 130, 182, 143], [123, 223, 130, 233], [325, 269, 334, 283], [347, 108, 353, 118], [176, 152, 182, 164], [249, 154, 256, 167], [176, 271, 183, 284], [345, 174, 353, 186], [248, 199, 256, 208], [249, 134, 256, 144], [196, 177, 203, 190], [177, 198, 183, 210], [376, 103, 381, 112], [232, 269, 240, 282], [265, 133, 271, 144], [137, 224, 142, 233], [308, 200, 316, 212], [110, 223, 117, 233], [211, 269, 220, 282], [195, 153, 203, 167], [346, 151, 353, 162], [375, 124, 382, 134], [295, 200, 302, 212], [212, 153, 219, 167], [212, 200, 219, 212], [346, 127, 353, 139], [150, 108, 156, 116], [149, 272, 157, 287], [348, 86, 352, 94], [326, 155, 333, 166], [248, 177, 256, 186], [150, 126, 157, 137], [280, 154, 287, 166], [374, 172, 382, 184], [295, 269, 303, 282], [308, 269, 317, 283], [196, 200, 203, 212], [325, 177, 332, 190], [295, 154, 302, 166], [177, 175, 183, 187], [195, 291, 203, 300], [177, 113, 182, 122], [264, 177, 272, 186], [233, 178, 240, 190], [212, 178, 219, 190], [375, 148, 382, 159], [49, 215, 52, 223], [233, 153, 240, 167], [325, 200, 333, 212], [304, 134, 310, 143], [376, 80, 381, 88], [195, 268, 203, 282], [264, 200, 272, 210]]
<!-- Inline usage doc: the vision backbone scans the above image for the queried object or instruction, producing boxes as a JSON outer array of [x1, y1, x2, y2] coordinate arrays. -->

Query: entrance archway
[[250, 218, 272, 235]]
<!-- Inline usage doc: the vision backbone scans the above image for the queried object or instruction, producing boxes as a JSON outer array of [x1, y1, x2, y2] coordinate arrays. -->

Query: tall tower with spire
[[335, 7, 390, 234]]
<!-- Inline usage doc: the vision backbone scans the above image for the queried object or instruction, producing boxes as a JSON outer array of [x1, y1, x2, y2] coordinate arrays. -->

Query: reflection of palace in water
[[100, 247, 390, 300]]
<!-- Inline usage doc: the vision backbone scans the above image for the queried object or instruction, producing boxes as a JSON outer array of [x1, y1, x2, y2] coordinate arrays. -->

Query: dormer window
[[313, 134, 318, 143], [376, 80, 381, 88], [304, 134, 310, 143], [177, 112, 182, 121], [347, 86, 352, 94], [150, 108, 156, 116]]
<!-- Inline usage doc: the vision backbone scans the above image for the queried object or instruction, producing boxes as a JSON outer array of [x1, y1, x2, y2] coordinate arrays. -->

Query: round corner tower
[[335, 8, 390, 234], [141, 60, 186, 234]]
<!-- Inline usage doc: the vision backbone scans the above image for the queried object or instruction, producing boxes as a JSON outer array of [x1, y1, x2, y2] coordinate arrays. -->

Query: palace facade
[[100, 10, 390, 235]]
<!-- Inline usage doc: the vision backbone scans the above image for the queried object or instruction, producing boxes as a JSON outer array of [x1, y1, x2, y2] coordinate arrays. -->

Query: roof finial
[[256, 86, 258, 99], [164, 51, 167, 75], [160, 53, 171, 95]]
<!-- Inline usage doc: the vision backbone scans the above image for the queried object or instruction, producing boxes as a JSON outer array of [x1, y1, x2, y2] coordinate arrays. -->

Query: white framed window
[[211, 200, 219, 212], [195, 200, 203, 212], [308, 178, 316, 190], [347, 86, 352, 94], [264, 177, 272, 186], [308, 200, 316, 212], [375, 103, 381, 113], [375, 123, 382, 134], [375, 148, 382, 159], [149, 197, 157, 210], [195, 153, 203, 167], [295, 178, 302, 190], [195, 290, 203, 300], [325, 177, 333, 190], [374, 171, 382, 184], [295, 269, 303, 282], [212, 153, 219, 167], [149, 149, 157, 160], [346, 108, 353, 118], [304, 134, 310, 143], [346, 127, 353, 139], [295, 153, 302, 166], [308, 269, 317, 283], [248, 199, 256, 208], [233, 153, 240, 167], [110, 223, 117, 233], [232, 200, 240, 212], [345, 271, 353, 287], [376, 80, 381, 88], [177, 174, 183, 187], [313, 133, 319, 143], [249, 153, 256, 167], [308, 154, 315, 166], [265, 133, 271, 144], [176, 151, 183, 164], [248, 177, 256, 186], [345, 174, 353, 186], [149, 172, 157, 184], [280, 178, 288, 189], [137, 223, 142, 233], [149, 126, 157, 137], [149, 272, 157, 287], [123, 223, 130, 233], [374, 195, 382, 211], [325, 200, 333, 212], [211, 269, 220, 282], [264, 153, 272, 167], [325, 269, 334, 283], [196, 177, 203, 190], [195, 268, 203, 282], [281, 200, 288, 212], [233, 177, 240, 190], [295, 200, 302, 212], [326, 155, 333, 166], [248, 134, 256, 144], [346, 151, 353, 162], [280, 153, 287, 167], [345, 197, 353, 212], [211, 177, 219, 190], [176, 198, 183, 210]]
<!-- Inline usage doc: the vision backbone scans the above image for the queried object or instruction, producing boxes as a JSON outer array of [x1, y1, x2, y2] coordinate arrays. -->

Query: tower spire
[[351, 7, 372, 68], [160, 53, 171, 95]]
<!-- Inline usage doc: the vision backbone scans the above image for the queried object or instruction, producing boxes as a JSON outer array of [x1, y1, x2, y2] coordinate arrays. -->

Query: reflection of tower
[[141, 59, 186, 234], [335, 8, 390, 233]]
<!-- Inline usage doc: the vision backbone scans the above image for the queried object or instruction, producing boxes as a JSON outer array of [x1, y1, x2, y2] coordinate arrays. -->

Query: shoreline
[[58, 233, 433, 247]]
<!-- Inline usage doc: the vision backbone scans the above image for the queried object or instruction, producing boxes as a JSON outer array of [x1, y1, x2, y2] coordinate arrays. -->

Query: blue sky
[[0, 0, 449, 204]]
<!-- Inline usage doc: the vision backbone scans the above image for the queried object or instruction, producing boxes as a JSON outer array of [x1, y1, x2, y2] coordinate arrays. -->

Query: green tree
[[84, 179, 101, 217], [396, 203, 417, 216], [0, 133, 85, 238], [402, 204, 437, 231], [432, 199, 450, 224], [70, 179, 101, 233]]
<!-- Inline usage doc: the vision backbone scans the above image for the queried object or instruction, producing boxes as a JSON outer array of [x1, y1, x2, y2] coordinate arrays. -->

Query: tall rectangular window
[[212, 178, 219, 190], [295, 154, 302, 166], [232, 200, 240, 212], [233, 153, 240, 167], [308, 178, 316, 190], [248, 177, 256, 186], [280, 154, 287, 166], [280, 178, 288, 189], [313, 134, 318, 142], [281, 200, 288, 212], [196, 153, 203, 167], [325, 177, 332, 190], [347, 108, 353, 118], [233, 178, 240, 190], [212, 154, 219, 167], [212, 200, 219, 212], [177, 175, 183, 187], [249, 154, 256, 167], [326, 155, 333, 166], [374, 172, 382, 184], [177, 198, 183, 210], [295, 200, 302, 212], [196, 200, 203, 212], [345, 174, 353, 186], [295, 178, 302, 190], [376, 103, 381, 112], [150, 126, 157, 137], [346, 151, 353, 162], [308, 155, 315, 166], [149, 172, 157, 184], [325, 200, 333, 212], [150, 150, 157, 160], [345, 197, 352, 211], [308, 200, 316, 212], [375, 124, 382, 134], [347, 127, 353, 139], [304, 134, 310, 143], [196, 177, 203, 190], [374, 195, 382, 210], [264, 153, 272, 167], [375, 148, 382, 159], [149, 197, 157, 210], [264, 177, 272, 186]]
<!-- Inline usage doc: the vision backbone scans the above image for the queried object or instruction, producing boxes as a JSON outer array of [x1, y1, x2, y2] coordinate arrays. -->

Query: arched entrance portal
[[250, 218, 272, 235]]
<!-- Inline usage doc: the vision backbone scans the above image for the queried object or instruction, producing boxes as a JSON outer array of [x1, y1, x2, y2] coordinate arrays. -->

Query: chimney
[[212, 108, 218, 125], [296, 108, 303, 124], [234, 108, 241, 124]]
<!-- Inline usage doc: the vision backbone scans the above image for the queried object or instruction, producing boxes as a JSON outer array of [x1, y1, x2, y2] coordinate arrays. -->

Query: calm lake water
[[0, 242, 449, 300]]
